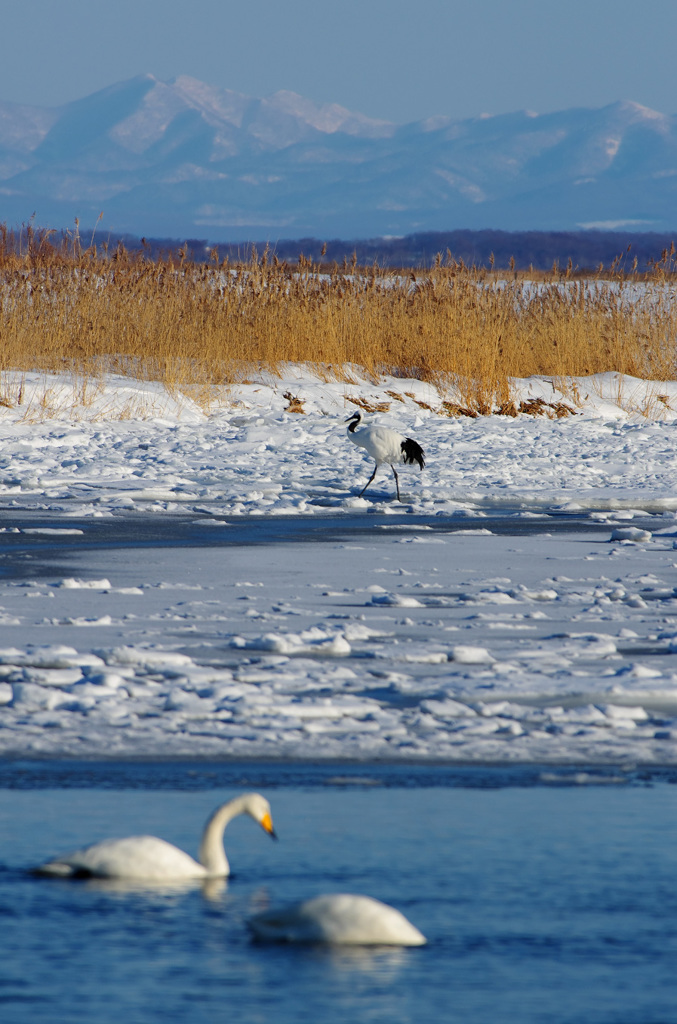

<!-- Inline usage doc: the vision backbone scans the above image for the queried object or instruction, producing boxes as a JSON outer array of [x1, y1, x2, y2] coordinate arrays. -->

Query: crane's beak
[[345, 412, 358, 422], [261, 811, 278, 840]]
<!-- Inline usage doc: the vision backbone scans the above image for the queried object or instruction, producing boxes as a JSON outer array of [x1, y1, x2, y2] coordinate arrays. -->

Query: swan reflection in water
[[75, 875, 228, 902]]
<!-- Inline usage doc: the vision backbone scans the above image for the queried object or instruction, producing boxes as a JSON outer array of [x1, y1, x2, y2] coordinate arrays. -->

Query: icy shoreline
[[1, 366, 677, 764], [3, 365, 677, 519]]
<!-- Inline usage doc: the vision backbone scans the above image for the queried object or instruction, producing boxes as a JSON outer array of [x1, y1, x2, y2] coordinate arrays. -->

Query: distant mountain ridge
[[0, 74, 675, 240]]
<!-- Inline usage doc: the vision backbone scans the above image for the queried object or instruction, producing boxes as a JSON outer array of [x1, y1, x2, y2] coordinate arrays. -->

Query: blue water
[[1, 764, 677, 1024]]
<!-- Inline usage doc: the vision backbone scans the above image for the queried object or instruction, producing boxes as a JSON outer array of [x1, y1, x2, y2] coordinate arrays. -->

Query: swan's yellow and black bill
[[261, 811, 277, 839]]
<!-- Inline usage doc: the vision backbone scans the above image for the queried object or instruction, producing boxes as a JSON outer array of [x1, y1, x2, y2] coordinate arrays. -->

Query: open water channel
[[1, 761, 676, 1024]]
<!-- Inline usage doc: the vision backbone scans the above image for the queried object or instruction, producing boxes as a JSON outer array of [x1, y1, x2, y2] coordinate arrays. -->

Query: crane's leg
[[391, 465, 401, 501], [358, 464, 378, 497]]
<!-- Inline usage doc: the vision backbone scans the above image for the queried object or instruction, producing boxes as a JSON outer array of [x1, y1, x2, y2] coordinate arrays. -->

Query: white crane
[[346, 409, 425, 501]]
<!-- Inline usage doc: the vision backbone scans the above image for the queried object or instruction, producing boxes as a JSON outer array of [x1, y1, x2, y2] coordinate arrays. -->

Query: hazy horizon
[[2, 70, 674, 125], [3, 1, 677, 124]]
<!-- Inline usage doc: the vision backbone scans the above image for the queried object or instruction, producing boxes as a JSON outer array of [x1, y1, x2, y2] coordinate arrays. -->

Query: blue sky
[[5, 0, 677, 122]]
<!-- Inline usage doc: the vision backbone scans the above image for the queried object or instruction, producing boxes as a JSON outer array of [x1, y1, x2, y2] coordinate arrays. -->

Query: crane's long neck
[[198, 796, 249, 876]]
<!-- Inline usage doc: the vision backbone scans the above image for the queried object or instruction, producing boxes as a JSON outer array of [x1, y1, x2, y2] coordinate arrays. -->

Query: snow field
[[1, 365, 677, 762], [2, 367, 677, 517]]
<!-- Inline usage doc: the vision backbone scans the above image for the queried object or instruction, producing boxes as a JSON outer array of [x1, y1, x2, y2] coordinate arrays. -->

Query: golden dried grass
[[1, 225, 676, 414]]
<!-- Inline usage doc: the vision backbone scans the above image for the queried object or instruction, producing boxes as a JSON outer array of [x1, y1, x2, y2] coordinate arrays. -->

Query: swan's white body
[[36, 792, 276, 881], [346, 410, 425, 501], [248, 894, 426, 946]]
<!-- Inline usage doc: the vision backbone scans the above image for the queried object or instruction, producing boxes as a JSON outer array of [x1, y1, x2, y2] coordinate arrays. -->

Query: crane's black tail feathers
[[401, 438, 425, 470]]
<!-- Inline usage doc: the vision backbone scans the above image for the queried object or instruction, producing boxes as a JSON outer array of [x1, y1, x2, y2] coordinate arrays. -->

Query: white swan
[[36, 792, 276, 881], [248, 894, 426, 946]]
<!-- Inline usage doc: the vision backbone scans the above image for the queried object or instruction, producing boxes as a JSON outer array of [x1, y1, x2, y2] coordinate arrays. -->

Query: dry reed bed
[[1, 227, 676, 414]]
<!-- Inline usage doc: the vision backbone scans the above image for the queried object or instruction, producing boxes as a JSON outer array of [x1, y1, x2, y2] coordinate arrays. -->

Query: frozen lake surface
[[2, 365, 677, 763], [1, 764, 677, 1024], [1, 506, 677, 763]]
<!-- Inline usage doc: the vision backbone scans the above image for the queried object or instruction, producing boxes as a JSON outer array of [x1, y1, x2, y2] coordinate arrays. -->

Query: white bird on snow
[[35, 792, 276, 881], [346, 409, 425, 501]]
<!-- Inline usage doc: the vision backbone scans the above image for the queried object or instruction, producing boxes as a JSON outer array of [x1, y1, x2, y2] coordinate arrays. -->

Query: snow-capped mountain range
[[0, 74, 675, 240]]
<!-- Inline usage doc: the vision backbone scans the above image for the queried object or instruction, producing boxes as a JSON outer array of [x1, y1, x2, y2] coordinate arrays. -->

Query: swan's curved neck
[[198, 795, 249, 876]]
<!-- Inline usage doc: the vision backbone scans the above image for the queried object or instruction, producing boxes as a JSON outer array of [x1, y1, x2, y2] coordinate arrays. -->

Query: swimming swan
[[36, 792, 276, 881], [248, 894, 426, 946]]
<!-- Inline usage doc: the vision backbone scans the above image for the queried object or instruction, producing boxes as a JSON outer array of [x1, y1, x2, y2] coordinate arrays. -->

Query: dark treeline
[[230, 229, 677, 272], [124, 228, 677, 272], [6, 222, 677, 272]]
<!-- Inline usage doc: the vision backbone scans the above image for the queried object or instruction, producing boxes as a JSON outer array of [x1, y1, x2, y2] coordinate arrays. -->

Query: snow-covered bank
[[1, 366, 677, 517], [1, 366, 677, 764]]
